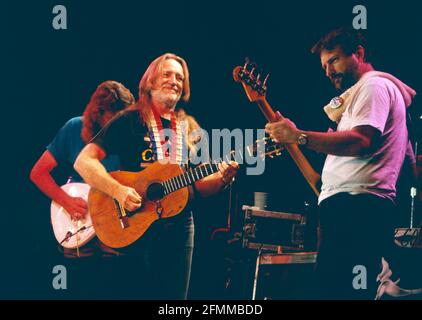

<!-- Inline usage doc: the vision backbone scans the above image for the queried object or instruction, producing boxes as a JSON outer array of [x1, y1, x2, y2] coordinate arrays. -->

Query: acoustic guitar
[[88, 138, 282, 248]]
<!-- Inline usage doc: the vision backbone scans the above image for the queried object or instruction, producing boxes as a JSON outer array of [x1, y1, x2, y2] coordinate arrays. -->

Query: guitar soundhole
[[146, 182, 165, 201]]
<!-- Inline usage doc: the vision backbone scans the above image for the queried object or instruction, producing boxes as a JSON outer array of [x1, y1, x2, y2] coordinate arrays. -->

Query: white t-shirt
[[319, 76, 408, 204]]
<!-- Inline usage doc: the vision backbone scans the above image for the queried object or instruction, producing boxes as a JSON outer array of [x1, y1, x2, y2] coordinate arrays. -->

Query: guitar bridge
[[156, 201, 163, 219], [114, 199, 130, 229]]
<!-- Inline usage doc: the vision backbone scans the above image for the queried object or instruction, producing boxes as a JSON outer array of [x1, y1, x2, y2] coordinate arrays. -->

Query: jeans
[[122, 209, 195, 299], [315, 192, 395, 299]]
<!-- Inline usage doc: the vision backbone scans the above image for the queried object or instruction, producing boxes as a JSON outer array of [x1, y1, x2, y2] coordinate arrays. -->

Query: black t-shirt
[[94, 109, 202, 212], [93, 109, 190, 171]]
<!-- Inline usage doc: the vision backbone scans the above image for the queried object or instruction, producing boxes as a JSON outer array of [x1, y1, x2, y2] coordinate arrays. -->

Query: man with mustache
[[74, 53, 239, 299], [265, 27, 416, 299]]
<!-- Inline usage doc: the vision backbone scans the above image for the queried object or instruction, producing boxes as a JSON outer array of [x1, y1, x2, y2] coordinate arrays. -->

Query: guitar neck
[[161, 136, 277, 195], [257, 99, 278, 122], [257, 99, 321, 197], [162, 162, 220, 195]]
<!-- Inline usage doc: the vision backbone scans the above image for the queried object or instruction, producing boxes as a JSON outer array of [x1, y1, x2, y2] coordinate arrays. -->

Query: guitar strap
[[148, 106, 184, 165], [323, 71, 416, 123]]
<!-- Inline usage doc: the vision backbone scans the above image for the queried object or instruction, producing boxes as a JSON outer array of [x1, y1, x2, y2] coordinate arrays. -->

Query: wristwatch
[[297, 133, 308, 146]]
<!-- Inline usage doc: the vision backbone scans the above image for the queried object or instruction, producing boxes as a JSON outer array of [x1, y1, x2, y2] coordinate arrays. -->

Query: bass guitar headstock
[[233, 58, 269, 103]]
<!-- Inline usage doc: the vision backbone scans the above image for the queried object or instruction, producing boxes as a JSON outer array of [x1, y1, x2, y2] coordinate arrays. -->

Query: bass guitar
[[233, 59, 321, 197]]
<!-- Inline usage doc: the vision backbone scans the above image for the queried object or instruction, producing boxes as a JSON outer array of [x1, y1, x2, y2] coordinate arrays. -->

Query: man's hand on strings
[[218, 161, 240, 185], [63, 196, 88, 220], [114, 185, 143, 211], [265, 117, 300, 144]]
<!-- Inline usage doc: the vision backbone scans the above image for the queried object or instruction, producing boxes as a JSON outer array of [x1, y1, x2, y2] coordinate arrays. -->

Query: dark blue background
[[3, 0, 421, 299]]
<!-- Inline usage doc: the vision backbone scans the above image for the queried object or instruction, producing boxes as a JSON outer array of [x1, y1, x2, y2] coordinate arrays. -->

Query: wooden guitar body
[[88, 161, 188, 248]]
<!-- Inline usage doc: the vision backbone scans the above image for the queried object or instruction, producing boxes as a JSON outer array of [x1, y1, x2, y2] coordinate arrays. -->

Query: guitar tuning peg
[[243, 58, 250, 70], [263, 74, 270, 86], [250, 67, 255, 77]]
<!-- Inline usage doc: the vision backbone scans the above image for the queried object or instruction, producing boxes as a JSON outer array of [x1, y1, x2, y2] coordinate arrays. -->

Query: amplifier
[[394, 228, 422, 249], [241, 205, 317, 253]]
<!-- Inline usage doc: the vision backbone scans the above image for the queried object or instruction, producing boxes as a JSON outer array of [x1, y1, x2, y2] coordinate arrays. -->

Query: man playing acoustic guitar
[[74, 53, 239, 299]]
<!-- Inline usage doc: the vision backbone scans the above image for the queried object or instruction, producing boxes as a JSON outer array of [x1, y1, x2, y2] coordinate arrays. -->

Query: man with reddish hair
[[31, 80, 134, 248]]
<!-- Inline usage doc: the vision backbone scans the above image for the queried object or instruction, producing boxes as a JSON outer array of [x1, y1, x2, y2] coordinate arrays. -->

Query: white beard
[[151, 89, 180, 111]]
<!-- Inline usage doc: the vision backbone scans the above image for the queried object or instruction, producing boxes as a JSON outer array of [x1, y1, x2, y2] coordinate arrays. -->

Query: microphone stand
[[410, 140, 418, 228]]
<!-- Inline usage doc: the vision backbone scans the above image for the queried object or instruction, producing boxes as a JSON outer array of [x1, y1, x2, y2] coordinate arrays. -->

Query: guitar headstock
[[247, 137, 283, 160], [233, 58, 269, 102], [223, 137, 282, 164]]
